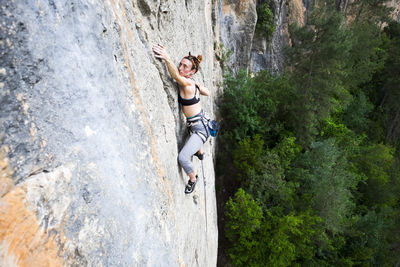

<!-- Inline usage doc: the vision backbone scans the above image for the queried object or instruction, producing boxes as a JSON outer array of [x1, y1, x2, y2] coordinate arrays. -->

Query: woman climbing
[[152, 44, 210, 194]]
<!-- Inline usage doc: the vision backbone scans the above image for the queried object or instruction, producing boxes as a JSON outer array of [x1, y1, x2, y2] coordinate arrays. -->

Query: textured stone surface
[[217, 0, 257, 72], [388, 0, 400, 21], [216, 0, 307, 74], [250, 0, 315, 74], [1, 0, 218, 266], [250, 0, 289, 74]]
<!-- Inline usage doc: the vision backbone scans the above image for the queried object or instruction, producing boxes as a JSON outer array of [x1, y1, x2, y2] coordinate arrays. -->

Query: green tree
[[370, 22, 400, 146], [291, 139, 357, 234], [245, 152, 296, 211], [272, 136, 302, 170], [256, 0, 275, 39], [225, 188, 322, 266], [344, 21, 386, 92], [354, 143, 396, 208], [260, 210, 321, 267], [225, 188, 264, 266], [320, 116, 363, 155], [219, 70, 290, 146], [233, 135, 299, 211], [233, 135, 266, 182], [344, 207, 398, 266], [286, 5, 352, 145], [341, 91, 375, 135]]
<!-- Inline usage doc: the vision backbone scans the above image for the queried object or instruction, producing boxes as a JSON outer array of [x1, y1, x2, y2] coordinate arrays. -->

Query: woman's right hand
[[152, 44, 169, 60]]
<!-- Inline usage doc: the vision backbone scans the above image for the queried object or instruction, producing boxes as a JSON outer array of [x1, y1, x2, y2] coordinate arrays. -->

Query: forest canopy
[[218, 0, 400, 266]]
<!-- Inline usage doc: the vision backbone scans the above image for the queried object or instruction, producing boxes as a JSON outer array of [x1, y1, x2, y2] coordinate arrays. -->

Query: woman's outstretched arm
[[153, 44, 191, 87], [198, 84, 210, 96]]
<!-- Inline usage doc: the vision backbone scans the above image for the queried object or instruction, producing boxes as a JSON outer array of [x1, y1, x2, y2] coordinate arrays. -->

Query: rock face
[[250, 0, 291, 74], [388, 0, 400, 21], [216, 0, 257, 72], [1, 1, 218, 266], [248, 0, 314, 74], [216, 0, 310, 74]]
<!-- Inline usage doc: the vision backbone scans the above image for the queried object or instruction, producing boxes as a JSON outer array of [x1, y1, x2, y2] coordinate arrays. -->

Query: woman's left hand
[[152, 44, 169, 60]]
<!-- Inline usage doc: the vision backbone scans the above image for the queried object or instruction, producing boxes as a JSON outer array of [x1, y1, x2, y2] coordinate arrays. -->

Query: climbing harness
[[187, 112, 219, 141], [186, 110, 210, 143]]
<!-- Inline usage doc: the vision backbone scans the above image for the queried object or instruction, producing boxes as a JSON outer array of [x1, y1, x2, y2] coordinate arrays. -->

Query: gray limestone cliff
[[1, 1, 219, 266], [215, 0, 315, 74], [216, 0, 307, 74], [215, 0, 309, 74], [215, 0, 257, 72]]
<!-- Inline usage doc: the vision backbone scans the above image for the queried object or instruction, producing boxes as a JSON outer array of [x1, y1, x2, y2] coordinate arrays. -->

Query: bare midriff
[[182, 102, 202, 118]]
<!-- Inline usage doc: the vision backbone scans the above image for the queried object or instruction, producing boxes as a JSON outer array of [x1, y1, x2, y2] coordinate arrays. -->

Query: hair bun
[[197, 55, 202, 63]]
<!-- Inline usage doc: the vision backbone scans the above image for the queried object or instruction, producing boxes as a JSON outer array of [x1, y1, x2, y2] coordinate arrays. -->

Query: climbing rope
[[201, 159, 207, 234]]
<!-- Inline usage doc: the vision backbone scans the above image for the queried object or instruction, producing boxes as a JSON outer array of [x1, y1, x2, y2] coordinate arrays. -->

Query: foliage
[[219, 70, 290, 146], [225, 188, 264, 266], [369, 21, 400, 145], [260, 210, 322, 266], [354, 143, 396, 208], [256, 0, 275, 38], [219, 2, 400, 265], [272, 136, 302, 169], [214, 42, 233, 70], [320, 116, 363, 155], [245, 151, 296, 211], [233, 135, 266, 181], [285, 6, 353, 145], [344, 21, 386, 91], [225, 188, 322, 267], [341, 91, 375, 135], [343, 207, 398, 266], [291, 139, 357, 234], [232, 135, 298, 211]]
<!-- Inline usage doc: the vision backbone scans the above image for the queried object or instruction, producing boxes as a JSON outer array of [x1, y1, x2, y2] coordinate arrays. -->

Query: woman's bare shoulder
[[181, 78, 196, 90]]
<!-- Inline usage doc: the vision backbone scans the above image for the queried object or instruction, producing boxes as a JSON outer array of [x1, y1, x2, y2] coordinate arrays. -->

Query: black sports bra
[[178, 84, 200, 106]]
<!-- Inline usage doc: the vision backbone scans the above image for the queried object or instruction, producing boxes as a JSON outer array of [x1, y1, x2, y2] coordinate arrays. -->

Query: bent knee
[[178, 152, 188, 165], [178, 152, 193, 174]]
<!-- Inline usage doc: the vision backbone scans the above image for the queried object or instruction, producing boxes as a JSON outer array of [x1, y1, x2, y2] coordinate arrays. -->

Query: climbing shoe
[[194, 151, 204, 160], [185, 175, 198, 194]]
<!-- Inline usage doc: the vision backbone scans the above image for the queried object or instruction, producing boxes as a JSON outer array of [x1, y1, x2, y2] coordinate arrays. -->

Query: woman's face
[[178, 58, 195, 77]]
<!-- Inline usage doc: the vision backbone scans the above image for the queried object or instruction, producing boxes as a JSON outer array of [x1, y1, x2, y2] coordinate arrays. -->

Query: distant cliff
[[217, 0, 307, 74], [217, 0, 400, 74]]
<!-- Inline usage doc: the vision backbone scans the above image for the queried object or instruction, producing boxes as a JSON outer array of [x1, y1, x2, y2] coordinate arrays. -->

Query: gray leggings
[[178, 122, 209, 175]]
